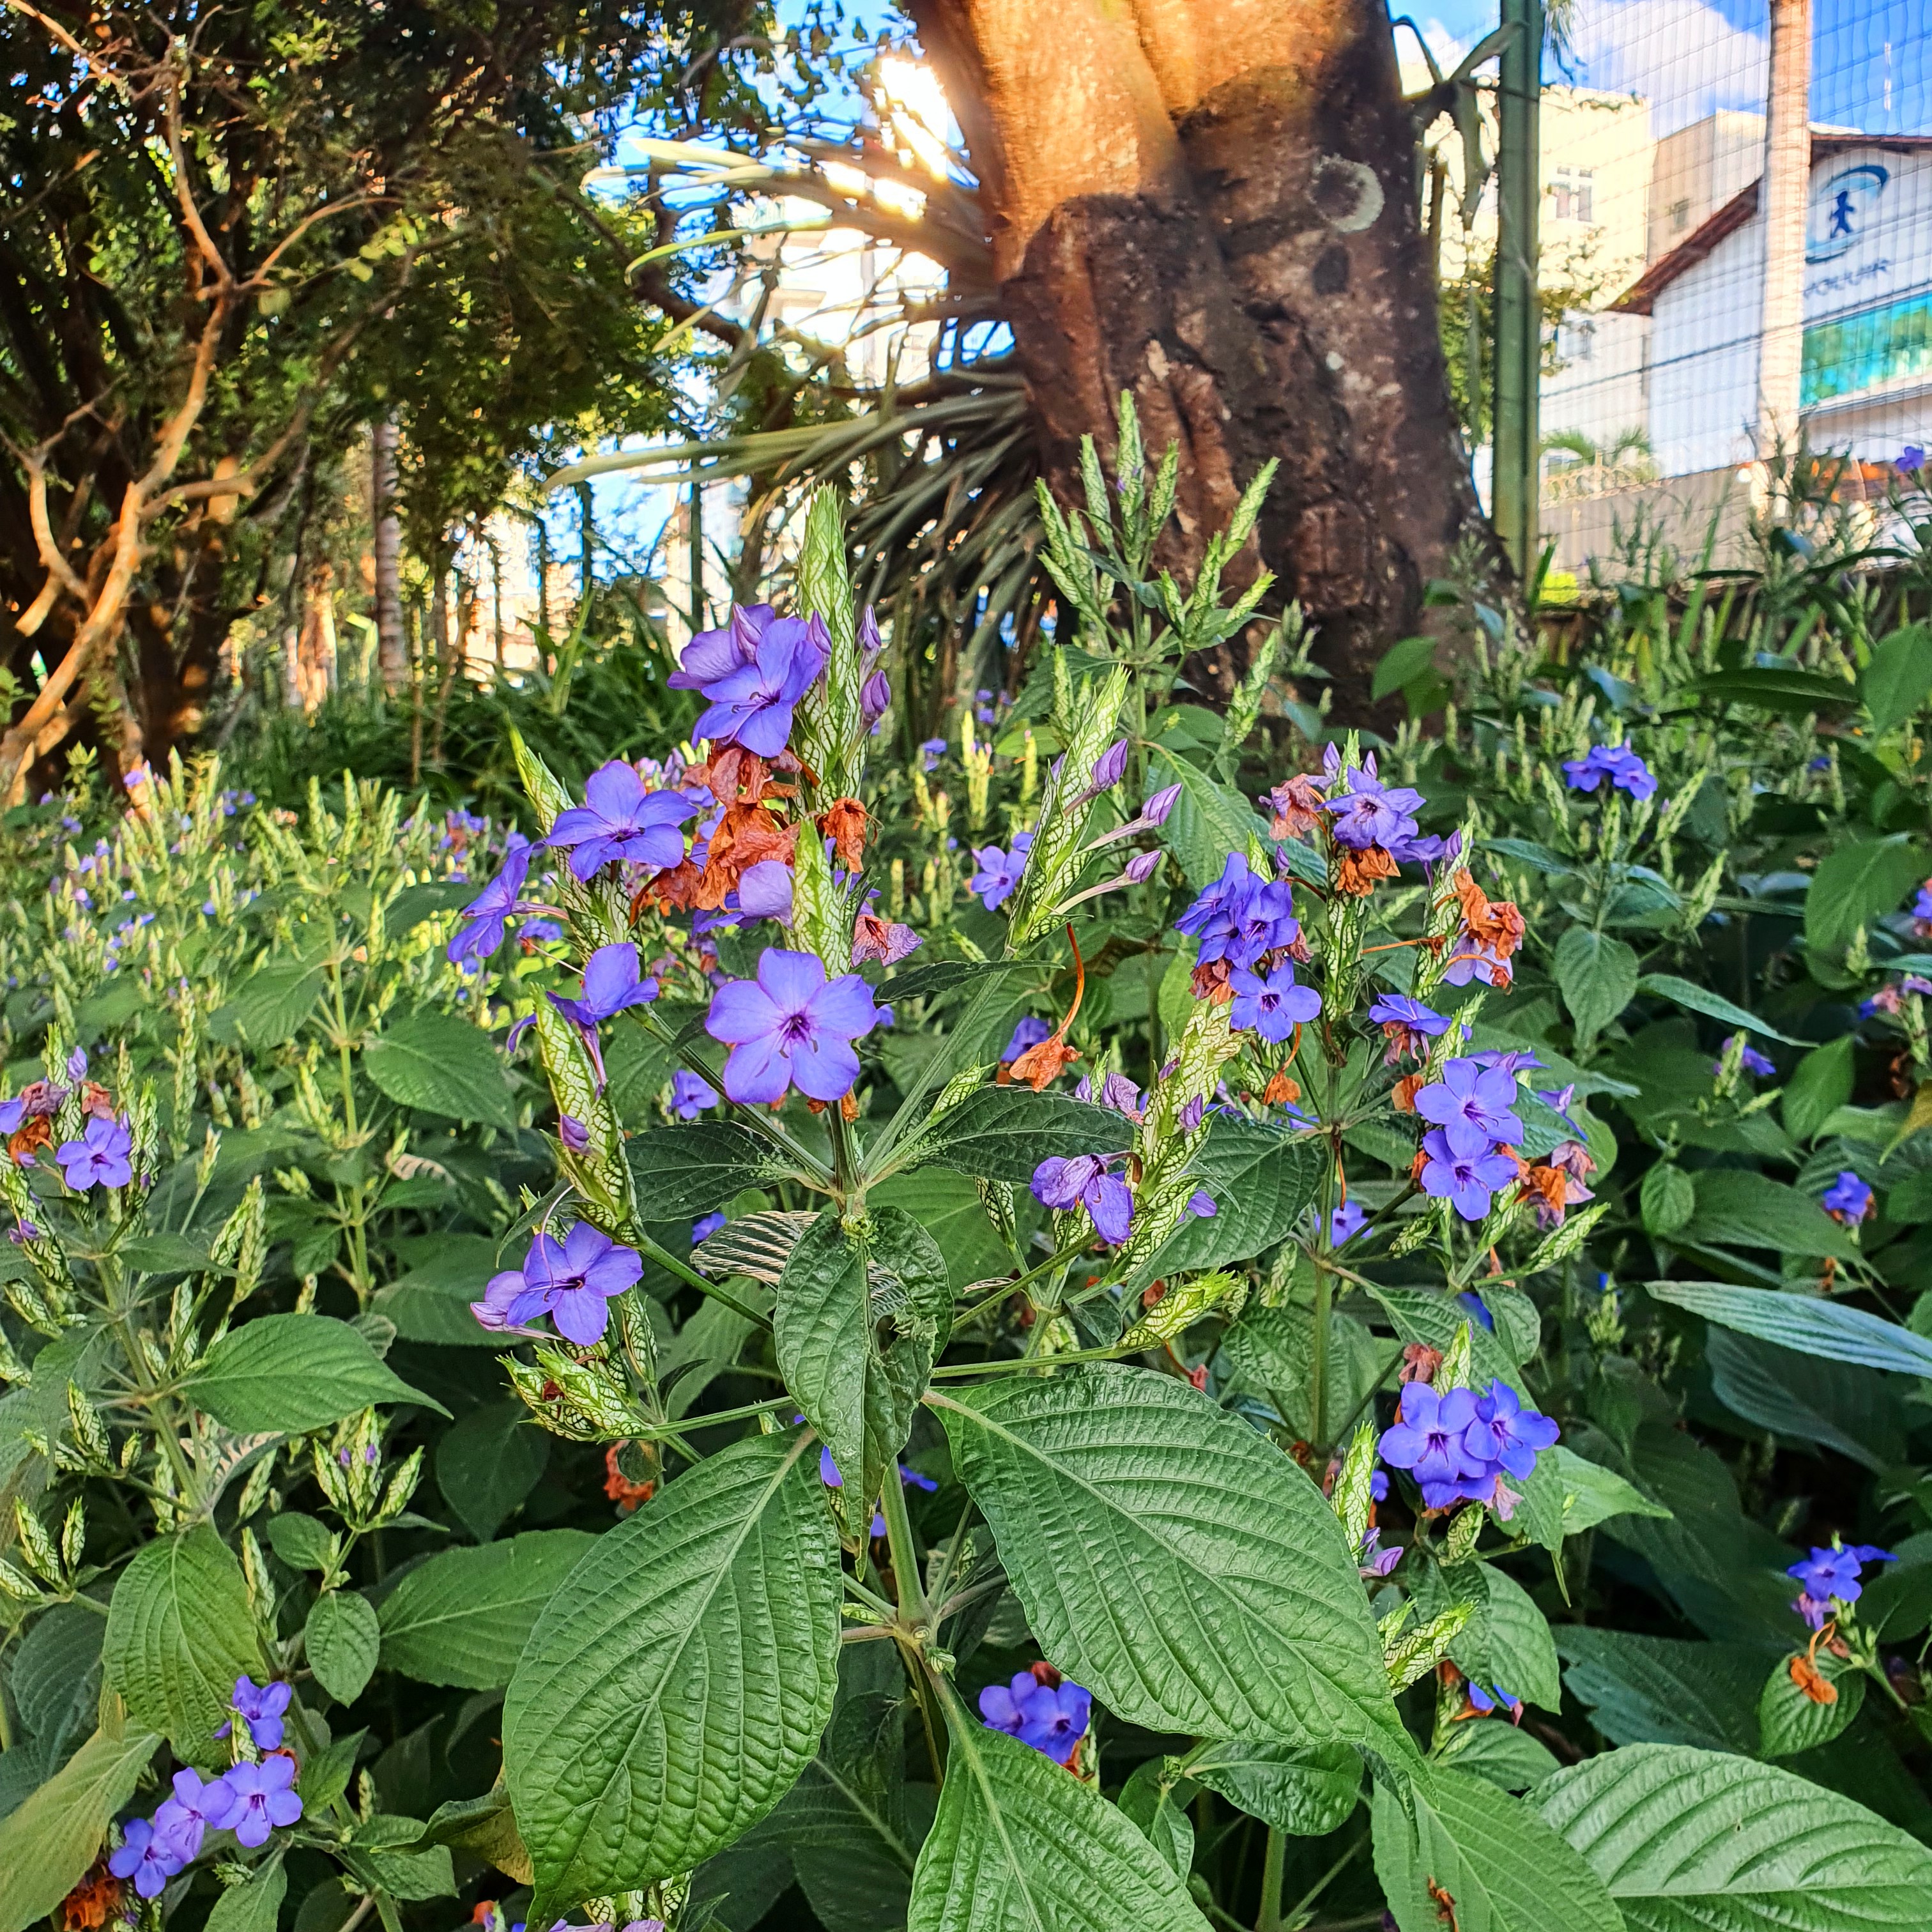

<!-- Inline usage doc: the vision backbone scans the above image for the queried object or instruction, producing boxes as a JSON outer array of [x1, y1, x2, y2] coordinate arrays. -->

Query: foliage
[[1, 420, 1932, 1932]]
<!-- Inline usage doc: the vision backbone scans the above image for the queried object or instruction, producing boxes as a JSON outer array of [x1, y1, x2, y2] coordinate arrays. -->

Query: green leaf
[[1554, 1632, 1765, 1752], [1372, 634, 1439, 702], [1122, 1117, 1324, 1289], [362, 1008, 518, 1128], [1805, 836, 1926, 961], [1785, 1036, 1857, 1142], [1861, 622, 1932, 735], [307, 1590, 380, 1705], [1680, 1169, 1859, 1261], [930, 1365, 1415, 1768], [870, 1170, 1012, 1292], [210, 949, 330, 1048], [264, 1512, 335, 1572], [378, 1529, 594, 1690], [1554, 928, 1638, 1048], [1648, 1280, 1932, 1375], [883, 959, 1039, 1004], [203, 1856, 288, 1932], [1475, 1565, 1561, 1712], [1706, 1328, 1904, 1473], [1636, 972, 1802, 1044], [1759, 1650, 1864, 1758], [413, 1786, 533, 1885], [1639, 1162, 1695, 1237], [776, 1208, 949, 1510], [899, 1086, 1130, 1183], [1435, 1721, 1561, 1793], [504, 1430, 841, 1913], [437, 1400, 551, 1542], [1187, 1740, 1361, 1836], [625, 1121, 801, 1216], [1531, 1742, 1932, 1932], [1513, 1446, 1671, 1554], [1218, 1304, 1392, 1443], [12, 1604, 103, 1767], [1149, 747, 1272, 890], [907, 1708, 1209, 1932], [374, 1234, 504, 1347], [1119, 1759, 1195, 1875], [182, 1314, 445, 1432], [0, 1719, 160, 1932], [1374, 1766, 1626, 1932], [1687, 667, 1857, 714], [104, 1523, 264, 1753]]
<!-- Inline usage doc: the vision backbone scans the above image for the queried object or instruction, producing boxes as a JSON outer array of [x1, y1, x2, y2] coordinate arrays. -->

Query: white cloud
[[1562, 0, 1768, 137]]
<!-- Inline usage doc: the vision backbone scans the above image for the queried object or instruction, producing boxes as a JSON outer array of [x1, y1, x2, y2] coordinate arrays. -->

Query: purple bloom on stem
[[1075, 739, 1129, 803], [705, 949, 879, 1105], [920, 738, 947, 772], [693, 1210, 727, 1243], [1140, 781, 1183, 828], [559, 1115, 590, 1154], [1121, 849, 1162, 885], [1414, 1059, 1524, 1156], [1002, 1016, 1050, 1063], [1176, 852, 1256, 963], [231, 1675, 291, 1751], [1561, 744, 1657, 801], [969, 835, 1032, 911], [670, 603, 774, 690], [1229, 963, 1321, 1041], [549, 944, 659, 1032], [1461, 1379, 1559, 1480], [548, 763, 699, 880], [691, 613, 829, 756], [1368, 993, 1449, 1034], [154, 1767, 236, 1860], [861, 668, 892, 725], [670, 1070, 719, 1118], [1718, 1034, 1777, 1078], [1331, 1199, 1367, 1245], [1821, 1170, 1874, 1225], [1379, 1382, 1483, 1507], [521, 917, 564, 943], [1186, 1190, 1218, 1219], [1031, 1154, 1133, 1245], [472, 1224, 643, 1345], [735, 859, 795, 924], [977, 1671, 1092, 1765], [0, 1080, 63, 1135], [1324, 763, 1425, 852], [1788, 1542, 1894, 1611], [223, 1754, 302, 1848], [1456, 1290, 1496, 1333], [1418, 1130, 1518, 1221], [1228, 879, 1301, 969], [56, 1114, 132, 1190], [109, 1817, 186, 1898]]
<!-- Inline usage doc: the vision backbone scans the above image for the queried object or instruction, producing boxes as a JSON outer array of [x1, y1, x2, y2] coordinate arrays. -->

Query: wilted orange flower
[[9, 1117, 51, 1165], [1790, 1652, 1838, 1705], [818, 797, 869, 871], [1004, 926, 1087, 1091], [1190, 957, 1234, 1003], [60, 1864, 122, 1931], [1333, 845, 1400, 897], [1266, 773, 1328, 839], [1263, 1068, 1301, 1106], [1452, 870, 1526, 959], [1392, 1073, 1426, 1113]]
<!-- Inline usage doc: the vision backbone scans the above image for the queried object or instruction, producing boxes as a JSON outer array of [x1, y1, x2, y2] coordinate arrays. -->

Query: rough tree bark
[[372, 421, 408, 692], [907, 0, 1499, 714]]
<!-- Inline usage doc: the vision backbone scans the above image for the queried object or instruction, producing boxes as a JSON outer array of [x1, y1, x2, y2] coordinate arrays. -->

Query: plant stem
[[1310, 1262, 1331, 1451], [1256, 1827, 1287, 1932]]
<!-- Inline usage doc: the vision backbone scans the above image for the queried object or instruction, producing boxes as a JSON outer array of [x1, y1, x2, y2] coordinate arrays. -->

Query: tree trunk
[[908, 0, 1500, 716], [372, 420, 408, 691]]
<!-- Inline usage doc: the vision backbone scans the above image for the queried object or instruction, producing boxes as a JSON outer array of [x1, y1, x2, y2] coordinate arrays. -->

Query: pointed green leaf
[[181, 1314, 446, 1432], [307, 1589, 380, 1705], [907, 1708, 1209, 1932], [1188, 1740, 1361, 1836], [1648, 1280, 1932, 1377], [1758, 1650, 1865, 1758], [364, 1008, 518, 1128], [104, 1523, 264, 1753], [930, 1365, 1415, 1769], [1373, 1765, 1625, 1932], [1531, 1742, 1932, 1932], [505, 1430, 841, 1913], [0, 1719, 160, 1932], [203, 1855, 288, 1932], [776, 1208, 949, 1508]]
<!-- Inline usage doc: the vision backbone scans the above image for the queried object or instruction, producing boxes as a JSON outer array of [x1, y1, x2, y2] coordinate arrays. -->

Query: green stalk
[[1255, 1827, 1286, 1932]]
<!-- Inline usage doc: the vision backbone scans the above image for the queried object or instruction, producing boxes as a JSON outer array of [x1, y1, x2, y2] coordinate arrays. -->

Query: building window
[[1669, 197, 1690, 231], [1552, 167, 1595, 224]]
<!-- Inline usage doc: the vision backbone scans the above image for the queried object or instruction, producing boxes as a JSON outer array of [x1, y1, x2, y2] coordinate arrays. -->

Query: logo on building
[[1807, 164, 1889, 263]]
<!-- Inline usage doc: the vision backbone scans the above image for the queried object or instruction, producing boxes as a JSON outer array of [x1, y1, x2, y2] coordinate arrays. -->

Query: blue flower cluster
[[1561, 744, 1657, 801], [979, 1666, 1092, 1765], [1788, 1540, 1896, 1629], [1411, 1056, 1526, 1222], [1378, 1377, 1558, 1514]]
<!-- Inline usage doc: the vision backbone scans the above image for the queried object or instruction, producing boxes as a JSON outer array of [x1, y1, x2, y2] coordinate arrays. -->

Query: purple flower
[[1324, 760, 1424, 852], [109, 1816, 186, 1898], [57, 1115, 132, 1191], [1418, 1130, 1519, 1221], [1821, 1170, 1874, 1225], [1331, 1200, 1367, 1245], [230, 1675, 291, 1751], [1187, 1190, 1217, 1218], [921, 738, 947, 772], [671, 1070, 721, 1118], [549, 944, 659, 1033], [1358, 1524, 1404, 1577], [1789, 1542, 1894, 1607], [1075, 1071, 1146, 1122], [448, 846, 533, 966], [0, 1080, 63, 1135], [1368, 993, 1449, 1036], [1068, 739, 1129, 808], [521, 918, 564, 943], [1561, 744, 1657, 801], [1717, 1034, 1777, 1078], [1140, 782, 1182, 828], [1228, 878, 1301, 968], [548, 763, 700, 880], [670, 602, 774, 690], [1379, 1382, 1483, 1508], [735, 859, 795, 924], [693, 1210, 727, 1243], [1176, 852, 1257, 963], [969, 835, 1032, 911], [1414, 1059, 1524, 1157], [1229, 963, 1321, 1041], [223, 1754, 302, 1849], [691, 613, 829, 756], [1441, 937, 1511, 988], [1030, 1154, 1133, 1245], [1461, 1379, 1558, 1480], [705, 949, 879, 1105], [1121, 849, 1162, 885], [1002, 1016, 1050, 1062], [153, 1767, 236, 1860], [472, 1224, 643, 1345], [559, 1115, 590, 1153], [861, 668, 892, 725], [1456, 1290, 1496, 1333], [978, 1670, 1092, 1765], [1901, 446, 1926, 473], [1464, 1680, 1523, 1721]]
